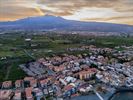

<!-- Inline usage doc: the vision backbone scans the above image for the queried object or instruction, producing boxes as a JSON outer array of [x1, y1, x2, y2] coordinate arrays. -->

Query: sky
[[0, 0, 133, 25]]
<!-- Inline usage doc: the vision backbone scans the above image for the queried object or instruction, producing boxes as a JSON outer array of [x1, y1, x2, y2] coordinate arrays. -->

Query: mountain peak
[[41, 14, 65, 20], [0, 15, 133, 33], [44, 14, 55, 17]]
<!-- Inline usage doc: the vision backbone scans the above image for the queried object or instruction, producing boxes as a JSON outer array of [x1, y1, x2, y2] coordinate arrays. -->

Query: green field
[[0, 33, 133, 81]]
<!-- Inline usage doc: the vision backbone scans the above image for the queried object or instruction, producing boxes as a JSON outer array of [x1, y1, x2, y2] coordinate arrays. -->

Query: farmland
[[0, 33, 133, 81]]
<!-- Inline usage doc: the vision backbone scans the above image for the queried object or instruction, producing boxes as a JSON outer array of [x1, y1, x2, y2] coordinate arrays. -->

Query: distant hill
[[0, 15, 133, 33]]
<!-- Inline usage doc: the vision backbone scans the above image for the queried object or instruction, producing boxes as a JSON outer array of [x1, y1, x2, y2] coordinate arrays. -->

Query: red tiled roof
[[24, 77, 34, 81], [15, 80, 22, 85], [40, 79, 49, 85], [63, 84, 74, 91], [25, 87, 33, 98], [2, 81, 12, 88], [30, 79, 37, 86], [77, 68, 97, 75]]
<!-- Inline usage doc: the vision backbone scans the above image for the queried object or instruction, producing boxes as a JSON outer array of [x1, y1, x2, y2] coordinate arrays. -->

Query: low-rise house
[[59, 78, 67, 86], [126, 77, 133, 87], [52, 85, 62, 97], [24, 77, 34, 82], [0, 90, 13, 100], [2, 81, 12, 89], [96, 73, 103, 80], [80, 64, 89, 69], [72, 66, 81, 72], [13, 90, 21, 100], [43, 88, 49, 95], [30, 79, 37, 88], [40, 79, 49, 88], [15, 80, 23, 88], [48, 87, 54, 95], [54, 65, 66, 72], [32, 88, 43, 99], [63, 83, 76, 97], [24, 77, 35, 87], [64, 76, 76, 83], [25, 38, 31, 41], [79, 88, 86, 93], [25, 87, 33, 100], [79, 85, 92, 93]]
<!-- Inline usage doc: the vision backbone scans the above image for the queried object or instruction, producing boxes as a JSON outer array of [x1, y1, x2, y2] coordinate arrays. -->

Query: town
[[0, 0, 133, 99], [0, 44, 133, 100]]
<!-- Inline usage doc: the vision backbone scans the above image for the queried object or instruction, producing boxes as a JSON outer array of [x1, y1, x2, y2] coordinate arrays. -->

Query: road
[[4, 64, 12, 80], [90, 85, 104, 100], [23, 49, 36, 60]]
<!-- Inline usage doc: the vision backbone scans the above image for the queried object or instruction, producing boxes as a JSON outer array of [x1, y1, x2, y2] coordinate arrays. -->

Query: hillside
[[0, 15, 133, 33]]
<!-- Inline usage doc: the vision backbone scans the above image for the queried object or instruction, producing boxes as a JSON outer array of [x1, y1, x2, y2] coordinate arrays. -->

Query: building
[[40, 79, 49, 88], [24, 77, 35, 87], [30, 79, 37, 88], [75, 68, 97, 80], [32, 88, 43, 99], [24, 77, 34, 82], [63, 83, 76, 97], [64, 76, 77, 83], [25, 38, 31, 42], [15, 80, 23, 88], [25, 87, 33, 100], [13, 90, 21, 100], [54, 65, 66, 72], [0, 90, 13, 100], [2, 81, 12, 89]]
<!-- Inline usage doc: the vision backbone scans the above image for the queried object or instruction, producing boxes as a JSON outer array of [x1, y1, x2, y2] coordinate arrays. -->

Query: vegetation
[[0, 33, 133, 81]]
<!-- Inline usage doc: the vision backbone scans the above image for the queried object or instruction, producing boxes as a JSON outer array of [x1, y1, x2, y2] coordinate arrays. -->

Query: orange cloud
[[0, 0, 133, 25], [35, 7, 45, 16]]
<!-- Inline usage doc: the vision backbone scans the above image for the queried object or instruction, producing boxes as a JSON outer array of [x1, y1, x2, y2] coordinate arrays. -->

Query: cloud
[[37, 0, 133, 16], [0, 0, 133, 25], [82, 16, 133, 25]]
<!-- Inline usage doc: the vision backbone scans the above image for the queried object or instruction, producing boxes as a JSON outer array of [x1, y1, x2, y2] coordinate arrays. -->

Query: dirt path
[[4, 64, 12, 80]]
